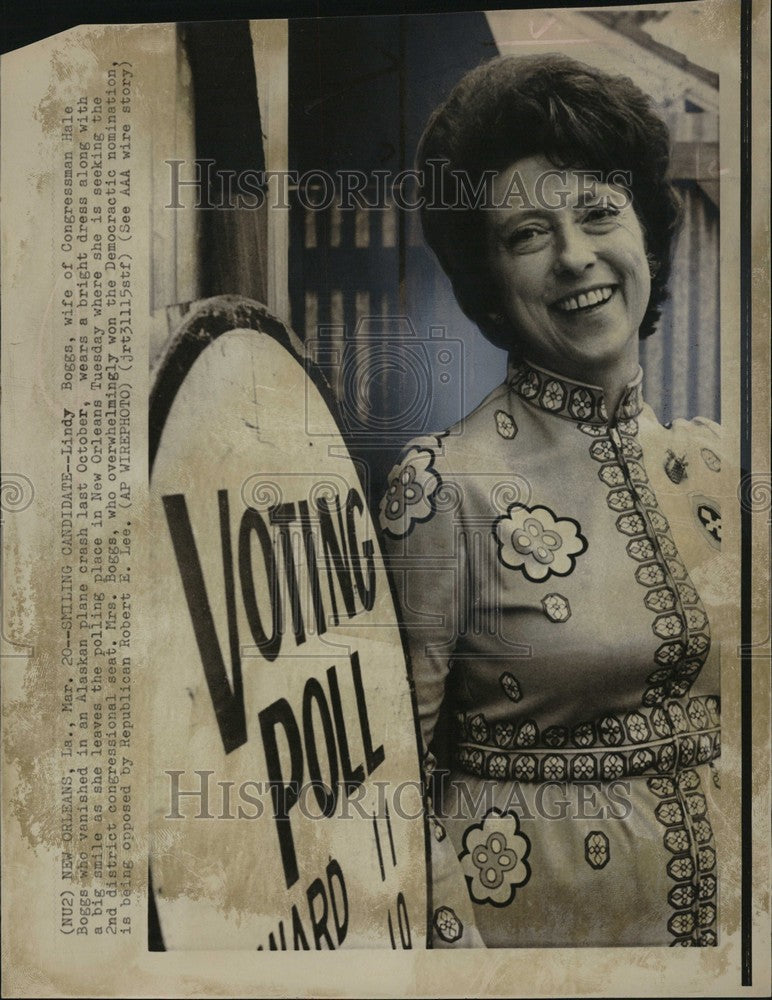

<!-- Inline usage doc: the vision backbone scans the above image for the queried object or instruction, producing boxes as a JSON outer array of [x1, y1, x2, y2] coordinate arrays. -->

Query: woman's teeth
[[555, 286, 614, 312]]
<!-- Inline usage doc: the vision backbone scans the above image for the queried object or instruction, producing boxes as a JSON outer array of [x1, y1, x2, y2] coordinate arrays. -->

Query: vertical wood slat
[[642, 183, 720, 425], [149, 25, 199, 370], [183, 21, 268, 306], [250, 20, 289, 323]]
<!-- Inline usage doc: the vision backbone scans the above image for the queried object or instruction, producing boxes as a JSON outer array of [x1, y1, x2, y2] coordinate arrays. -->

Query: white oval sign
[[149, 301, 428, 950]]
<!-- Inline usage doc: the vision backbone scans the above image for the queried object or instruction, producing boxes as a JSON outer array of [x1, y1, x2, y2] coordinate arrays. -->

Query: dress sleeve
[[379, 437, 483, 949], [378, 435, 463, 751]]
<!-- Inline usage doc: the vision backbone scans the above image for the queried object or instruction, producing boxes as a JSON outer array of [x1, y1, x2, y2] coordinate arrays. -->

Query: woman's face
[[484, 155, 651, 383]]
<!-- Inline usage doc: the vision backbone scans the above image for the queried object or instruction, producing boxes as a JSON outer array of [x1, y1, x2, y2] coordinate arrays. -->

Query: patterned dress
[[379, 358, 723, 948]]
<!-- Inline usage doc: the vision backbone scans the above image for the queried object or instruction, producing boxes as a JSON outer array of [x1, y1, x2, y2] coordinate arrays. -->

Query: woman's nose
[[553, 221, 596, 275]]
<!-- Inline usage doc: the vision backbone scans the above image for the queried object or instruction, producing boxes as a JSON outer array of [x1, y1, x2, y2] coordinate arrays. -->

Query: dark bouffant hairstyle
[[417, 54, 683, 348]]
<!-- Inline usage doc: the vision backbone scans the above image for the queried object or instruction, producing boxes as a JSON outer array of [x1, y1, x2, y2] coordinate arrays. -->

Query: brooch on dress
[[664, 450, 689, 484], [692, 496, 722, 549]]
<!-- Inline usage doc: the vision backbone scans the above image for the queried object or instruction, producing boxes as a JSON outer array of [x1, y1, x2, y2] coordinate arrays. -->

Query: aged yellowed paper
[[1, 2, 769, 996]]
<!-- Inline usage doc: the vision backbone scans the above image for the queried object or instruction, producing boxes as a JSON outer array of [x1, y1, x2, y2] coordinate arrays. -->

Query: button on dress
[[380, 358, 723, 948]]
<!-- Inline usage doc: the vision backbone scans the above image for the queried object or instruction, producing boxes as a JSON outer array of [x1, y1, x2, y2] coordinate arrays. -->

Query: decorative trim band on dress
[[454, 727, 720, 782], [508, 358, 644, 425]]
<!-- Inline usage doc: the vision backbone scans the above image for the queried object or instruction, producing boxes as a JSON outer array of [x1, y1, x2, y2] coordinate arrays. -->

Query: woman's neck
[[522, 353, 641, 418], [588, 362, 640, 417]]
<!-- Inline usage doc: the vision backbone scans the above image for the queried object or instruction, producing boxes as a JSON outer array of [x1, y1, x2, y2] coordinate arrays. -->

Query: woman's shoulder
[[449, 377, 514, 433], [378, 432, 450, 541], [667, 414, 721, 442], [639, 405, 723, 476], [378, 382, 513, 541], [389, 379, 512, 465], [441, 379, 518, 463], [645, 407, 721, 443]]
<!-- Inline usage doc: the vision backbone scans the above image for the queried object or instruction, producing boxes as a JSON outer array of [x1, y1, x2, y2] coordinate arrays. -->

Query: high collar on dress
[[507, 357, 644, 426]]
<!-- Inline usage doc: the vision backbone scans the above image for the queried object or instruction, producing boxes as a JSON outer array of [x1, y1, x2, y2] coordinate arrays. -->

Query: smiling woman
[[379, 55, 724, 949], [485, 156, 651, 412]]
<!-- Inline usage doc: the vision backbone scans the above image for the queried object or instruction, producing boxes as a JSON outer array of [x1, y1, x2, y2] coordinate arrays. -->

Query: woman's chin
[[523, 334, 636, 384], [559, 326, 639, 378]]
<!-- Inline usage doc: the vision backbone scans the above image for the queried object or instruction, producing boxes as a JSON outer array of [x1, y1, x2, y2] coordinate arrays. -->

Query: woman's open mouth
[[552, 286, 616, 314]]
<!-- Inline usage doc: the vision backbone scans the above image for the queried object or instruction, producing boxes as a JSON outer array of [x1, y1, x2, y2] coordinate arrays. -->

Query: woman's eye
[[508, 225, 550, 251], [582, 205, 621, 227]]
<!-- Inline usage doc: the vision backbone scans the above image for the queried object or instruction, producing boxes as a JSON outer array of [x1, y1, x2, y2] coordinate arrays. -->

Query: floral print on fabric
[[433, 906, 463, 943], [430, 814, 447, 843], [648, 769, 718, 945], [494, 409, 517, 439], [454, 697, 719, 782], [509, 360, 643, 426], [586, 421, 713, 707], [541, 378, 566, 411], [568, 387, 594, 420], [379, 444, 441, 539], [541, 593, 571, 622], [493, 503, 587, 582], [382, 357, 721, 947], [459, 808, 531, 907], [584, 831, 610, 870], [499, 672, 523, 702]]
